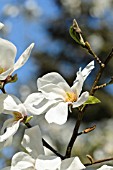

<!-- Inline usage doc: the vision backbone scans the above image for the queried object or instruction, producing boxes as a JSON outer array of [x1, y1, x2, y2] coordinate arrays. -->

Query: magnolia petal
[[72, 61, 94, 96], [81, 60, 94, 81], [61, 157, 86, 170], [45, 102, 68, 125], [27, 99, 56, 115], [14, 43, 34, 71], [3, 94, 22, 113], [0, 38, 17, 70], [1, 118, 14, 134], [35, 155, 61, 170], [0, 68, 14, 80], [0, 136, 13, 150], [0, 119, 21, 142], [39, 83, 65, 100], [72, 91, 89, 108], [71, 70, 84, 97], [24, 93, 44, 106], [11, 152, 35, 170], [38, 72, 67, 89], [0, 94, 8, 112], [97, 165, 113, 170], [22, 125, 44, 159], [0, 22, 4, 30]]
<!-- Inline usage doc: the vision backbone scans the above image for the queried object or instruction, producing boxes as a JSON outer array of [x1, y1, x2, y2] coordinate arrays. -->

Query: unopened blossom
[[7, 126, 85, 170], [0, 94, 33, 148], [0, 25, 34, 80], [25, 61, 94, 125]]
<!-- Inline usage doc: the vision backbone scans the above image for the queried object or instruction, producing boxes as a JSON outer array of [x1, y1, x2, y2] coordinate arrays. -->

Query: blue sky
[[0, 0, 61, 95]]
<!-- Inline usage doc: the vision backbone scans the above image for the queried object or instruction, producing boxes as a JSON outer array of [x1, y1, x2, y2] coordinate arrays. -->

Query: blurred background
[[0, 0, 113, 169]]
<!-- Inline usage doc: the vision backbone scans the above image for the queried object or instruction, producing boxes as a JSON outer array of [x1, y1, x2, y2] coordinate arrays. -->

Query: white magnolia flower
[[8, 126, 85, 170], [25, 61, 94, 125], [0, 94, 33, 148], [97, 165, 113, 170], [0, 36, 34, 80]]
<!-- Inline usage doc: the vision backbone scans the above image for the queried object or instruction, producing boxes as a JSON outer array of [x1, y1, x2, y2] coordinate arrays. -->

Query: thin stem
[[1, 87, 6, 93], [25, 122, 65, 160], [90, 48, 113, 95], [84, 157, 113, 166], [65, 110, 83, 158], [85, 42, 104, 67]]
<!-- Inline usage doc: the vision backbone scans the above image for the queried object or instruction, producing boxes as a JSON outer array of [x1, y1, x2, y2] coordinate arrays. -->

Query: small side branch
[[84, 155, 113, 166], [90, 48, 113, 95]]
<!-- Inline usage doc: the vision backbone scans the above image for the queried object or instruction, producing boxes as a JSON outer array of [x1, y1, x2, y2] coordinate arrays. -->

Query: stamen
[[13, 111, 23, 121], [0, 67, 5, 74], [65, 92, 77, 102]]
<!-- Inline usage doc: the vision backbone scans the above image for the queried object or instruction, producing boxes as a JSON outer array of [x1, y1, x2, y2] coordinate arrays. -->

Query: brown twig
[[90, 48, 113, 95], [85, 41, 105, 68], [65, 110, 84, 158], [84, 157, 113, 166]]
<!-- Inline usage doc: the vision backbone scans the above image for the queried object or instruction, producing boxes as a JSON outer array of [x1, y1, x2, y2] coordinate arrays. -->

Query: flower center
[[0, 67, 5, 74], [65, 92, 77, 102], [13, 111, 23, 121]]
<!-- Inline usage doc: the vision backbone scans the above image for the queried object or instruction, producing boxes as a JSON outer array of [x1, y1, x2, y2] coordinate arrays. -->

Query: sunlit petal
[[0, 38, 17, 70], [81, 60, 94, 81], [39, 83, 65, 100], [61, 157, 86, 170], [45, 102, 68, 125], [0, 120, 21, 142], [14, 43, 34, 71], [35, 155, 61, 170], [72, 92, 89, 108], [97, 165, 113, 170], [38, 72, 67, 89], [11, 152, 35, 170]]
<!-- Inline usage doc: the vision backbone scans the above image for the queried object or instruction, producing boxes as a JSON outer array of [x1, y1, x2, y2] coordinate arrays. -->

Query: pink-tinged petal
[[14, 43, 34, 71], [45, 102, 68, 125], [0, 22, 4, 30], [97, 165, 113, 170], [38, 72, 67, 89], [22, 126, 44, 159], [61, 157, 86, 170], [35, 155, 61, 170], [11, 152, 35, 170], [0, 68, 14, 80], [0, 38, 17, 69], [0, 119, 21, 142], [72, 91, 89, 108], [39, 83, 65, 100]]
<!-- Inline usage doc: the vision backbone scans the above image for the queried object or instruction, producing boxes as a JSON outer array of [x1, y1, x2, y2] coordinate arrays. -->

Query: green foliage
[[84, 95, 101, 105]]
